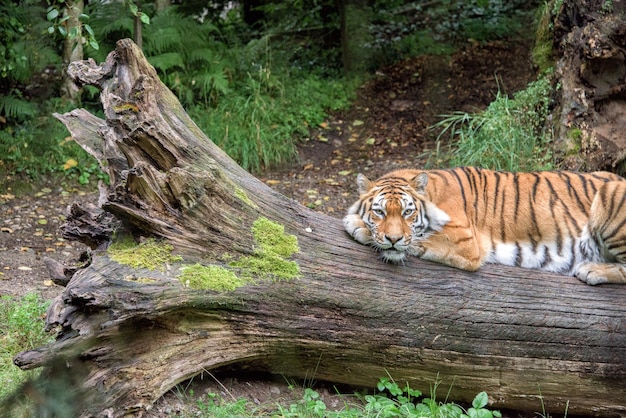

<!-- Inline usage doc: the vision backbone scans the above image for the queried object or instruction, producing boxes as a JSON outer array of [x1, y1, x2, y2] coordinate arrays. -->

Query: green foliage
[[0, 1, 60, 122], [191, 376, 503, 417], [0, 294, 52, 400], [434, 0, 534, 42], [0, 100, 106, 182], [0, 91, 38, 121], [82, 4, 358, 172], [192, 70, 357, 172], [532, 2, 555, 73], [196, 392, 249, 417], [45, 2, 99, 50], [433, 74, 554, 172]]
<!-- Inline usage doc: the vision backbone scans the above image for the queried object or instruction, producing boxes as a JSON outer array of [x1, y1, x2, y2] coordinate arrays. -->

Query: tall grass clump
[[434, 74, 554, 172], [191, 67, 358, 173]]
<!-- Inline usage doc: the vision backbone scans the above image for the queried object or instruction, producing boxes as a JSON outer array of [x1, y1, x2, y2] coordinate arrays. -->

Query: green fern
[[0, 92, 38, 121], [148, 52, 185, 73]]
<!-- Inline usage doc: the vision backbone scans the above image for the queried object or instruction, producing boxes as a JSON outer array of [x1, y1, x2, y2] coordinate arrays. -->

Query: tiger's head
[[343, 171, 450, 263]]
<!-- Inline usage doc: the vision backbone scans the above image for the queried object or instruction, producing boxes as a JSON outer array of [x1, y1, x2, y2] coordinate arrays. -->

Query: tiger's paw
[[407, 244, 425, 258], [343, 214, 373, 245], [574, 262, 626, 285]]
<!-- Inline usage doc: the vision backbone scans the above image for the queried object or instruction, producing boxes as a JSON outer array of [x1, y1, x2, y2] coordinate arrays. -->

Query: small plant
[[462, 391, 502, 418], [278, 388, 340, 417]]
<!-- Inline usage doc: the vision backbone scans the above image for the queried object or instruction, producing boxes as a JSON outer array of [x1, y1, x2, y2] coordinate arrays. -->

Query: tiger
[[343, 166, 626, 285]]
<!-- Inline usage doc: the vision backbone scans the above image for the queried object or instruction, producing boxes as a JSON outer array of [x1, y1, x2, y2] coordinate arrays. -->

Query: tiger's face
[[344, 172, 450, 263]]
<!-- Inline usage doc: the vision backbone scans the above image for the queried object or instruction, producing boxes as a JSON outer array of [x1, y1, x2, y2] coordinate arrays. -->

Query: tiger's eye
[[373, 209, 385, 217], [403, 209, 414, 217]]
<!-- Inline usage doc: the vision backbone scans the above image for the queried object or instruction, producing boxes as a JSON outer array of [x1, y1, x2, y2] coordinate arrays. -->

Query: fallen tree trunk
[[15, 39, 626, 417]]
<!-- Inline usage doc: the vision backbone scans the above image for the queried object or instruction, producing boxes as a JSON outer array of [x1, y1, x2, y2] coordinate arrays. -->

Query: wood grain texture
[[15, 39, 626, 417]]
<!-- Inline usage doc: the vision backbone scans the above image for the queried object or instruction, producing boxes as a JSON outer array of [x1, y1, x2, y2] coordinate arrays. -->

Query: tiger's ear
[[412, 172, 428, 194], [356, 173, 373, 195]]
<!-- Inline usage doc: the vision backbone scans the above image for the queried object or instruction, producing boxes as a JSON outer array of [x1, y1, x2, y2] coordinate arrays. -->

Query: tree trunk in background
[[133, 1, 143, 50], [551, 0, 626, 174], [154, 0, 170, 13], [337, 0, 370, 74], [60, 0, 84, 104], [12, 39, 626, 417]]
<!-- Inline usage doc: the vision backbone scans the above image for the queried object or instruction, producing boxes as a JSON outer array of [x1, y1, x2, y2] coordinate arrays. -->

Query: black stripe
[[562, 172, 589, 216], [603, 208, 626, 242], [545, 176, 581, 234], [540, 245, 552, 268], [515, 242, 522, 267], [513, 173, 521, 223], [450, 168, 469, 214], [529, 173, 542, 242]]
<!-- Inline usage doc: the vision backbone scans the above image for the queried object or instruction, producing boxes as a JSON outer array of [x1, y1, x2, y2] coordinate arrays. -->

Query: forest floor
[[0, 38, 536, 416]]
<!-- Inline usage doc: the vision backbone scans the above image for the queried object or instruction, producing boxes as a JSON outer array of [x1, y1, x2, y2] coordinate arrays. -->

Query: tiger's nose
[[385, 234, 403, 244]]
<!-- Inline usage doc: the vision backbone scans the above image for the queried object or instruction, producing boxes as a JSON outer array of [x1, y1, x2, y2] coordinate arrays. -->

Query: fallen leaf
[[338, 170, 351, 176], [303, 163, 314, 170], [266, 180, 281, 185], [43, 280, 55, 287], [366, 138, 376, 145], [317, 134, 328, 142], [352, 120, 364, 126], [37, 219, 48, 225], [18, 266, 32, 271]]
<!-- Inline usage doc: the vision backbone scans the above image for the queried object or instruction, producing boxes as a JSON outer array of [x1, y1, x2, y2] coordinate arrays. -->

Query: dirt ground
[[0, 39, 535, 415]]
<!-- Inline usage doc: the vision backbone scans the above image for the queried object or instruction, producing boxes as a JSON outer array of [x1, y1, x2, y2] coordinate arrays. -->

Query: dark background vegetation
[[1, 0, 543, 183]]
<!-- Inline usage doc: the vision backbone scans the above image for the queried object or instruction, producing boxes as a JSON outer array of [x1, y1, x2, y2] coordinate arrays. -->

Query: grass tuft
[[431, 74, 554, 172]]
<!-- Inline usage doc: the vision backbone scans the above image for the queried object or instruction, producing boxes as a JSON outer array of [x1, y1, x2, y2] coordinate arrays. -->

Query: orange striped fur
[[343, 167, 626, 284]]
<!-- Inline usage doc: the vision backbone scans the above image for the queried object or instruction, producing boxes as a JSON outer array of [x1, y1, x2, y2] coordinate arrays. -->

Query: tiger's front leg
[[343, 213, 374, 246], [413, 226, 483, 272]]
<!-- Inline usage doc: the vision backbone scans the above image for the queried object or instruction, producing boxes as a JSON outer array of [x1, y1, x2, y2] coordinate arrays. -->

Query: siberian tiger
[[343, 167, 626, 285]]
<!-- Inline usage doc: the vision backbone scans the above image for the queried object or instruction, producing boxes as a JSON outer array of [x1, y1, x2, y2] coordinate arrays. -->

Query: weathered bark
[[14, 39, 626, 417], [552, 0, 626, 173]]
